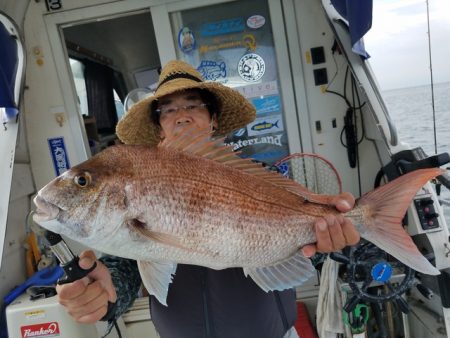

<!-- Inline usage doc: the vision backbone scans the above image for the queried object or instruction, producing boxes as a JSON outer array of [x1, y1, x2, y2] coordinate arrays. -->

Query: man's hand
[[56, 250, 117, 323], [302, 192, 360, 257]]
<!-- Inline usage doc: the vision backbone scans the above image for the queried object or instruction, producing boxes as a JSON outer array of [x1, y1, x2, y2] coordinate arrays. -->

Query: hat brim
[[116, 79, 256, 145]]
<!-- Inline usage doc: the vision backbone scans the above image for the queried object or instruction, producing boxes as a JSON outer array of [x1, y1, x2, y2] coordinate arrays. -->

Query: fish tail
[[356, 168, 444, 275]]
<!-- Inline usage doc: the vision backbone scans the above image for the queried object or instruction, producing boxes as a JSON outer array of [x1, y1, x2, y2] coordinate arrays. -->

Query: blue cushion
[[0, 19, 19, 108]]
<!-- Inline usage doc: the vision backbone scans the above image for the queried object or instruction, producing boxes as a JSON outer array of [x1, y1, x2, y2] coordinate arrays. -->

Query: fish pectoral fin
[[243, 251, 316, 292], [127, 218, 187, 250], [138, 260, 177, 306]]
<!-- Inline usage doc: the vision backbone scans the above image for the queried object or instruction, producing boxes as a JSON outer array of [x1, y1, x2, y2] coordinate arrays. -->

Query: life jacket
[[150, 264, 297, 338]]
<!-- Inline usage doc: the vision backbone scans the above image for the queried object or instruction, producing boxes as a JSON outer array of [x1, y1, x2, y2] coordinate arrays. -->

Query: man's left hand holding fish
[[303, 192, 358, 257]]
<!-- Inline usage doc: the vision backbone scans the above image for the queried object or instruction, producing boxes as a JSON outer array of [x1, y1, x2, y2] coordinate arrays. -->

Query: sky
[[364, 0, 450, 90]]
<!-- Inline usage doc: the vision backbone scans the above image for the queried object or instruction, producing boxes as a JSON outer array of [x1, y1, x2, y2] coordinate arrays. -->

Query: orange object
[[28, 231, 41, 264], [25, 231, 41, 276], [25, 248, 34, 277]]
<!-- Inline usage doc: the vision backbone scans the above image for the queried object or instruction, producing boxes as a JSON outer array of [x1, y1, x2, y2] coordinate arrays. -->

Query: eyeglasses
[[155, 103, 209, 117]]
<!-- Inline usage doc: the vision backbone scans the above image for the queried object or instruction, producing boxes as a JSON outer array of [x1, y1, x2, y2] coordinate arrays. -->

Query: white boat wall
[[1, 0, 449, 337]]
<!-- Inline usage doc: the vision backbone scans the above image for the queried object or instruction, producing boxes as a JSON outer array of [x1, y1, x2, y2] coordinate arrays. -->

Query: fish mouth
[[33, 195, 61, 222]]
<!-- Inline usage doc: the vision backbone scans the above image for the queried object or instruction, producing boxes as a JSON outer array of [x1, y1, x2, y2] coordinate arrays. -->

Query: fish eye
[[74, 172, 91, 188]]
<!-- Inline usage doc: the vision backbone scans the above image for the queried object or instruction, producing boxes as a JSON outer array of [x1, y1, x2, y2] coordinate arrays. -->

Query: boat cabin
[[1, 0, 449, 337]]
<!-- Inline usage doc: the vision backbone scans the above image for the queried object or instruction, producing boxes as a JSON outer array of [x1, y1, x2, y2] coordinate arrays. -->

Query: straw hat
[[116, 60, 256, 145]]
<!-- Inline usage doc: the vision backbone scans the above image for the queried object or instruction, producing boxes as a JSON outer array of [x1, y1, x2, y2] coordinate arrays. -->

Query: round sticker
[[371, 262, 393, 282], [238, 53, 266, 82], [247, 15, 265, 29], [178, 27, 196, 53]]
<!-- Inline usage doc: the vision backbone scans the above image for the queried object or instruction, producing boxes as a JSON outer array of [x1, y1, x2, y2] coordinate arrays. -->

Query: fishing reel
[[330, 241, 415, 314]]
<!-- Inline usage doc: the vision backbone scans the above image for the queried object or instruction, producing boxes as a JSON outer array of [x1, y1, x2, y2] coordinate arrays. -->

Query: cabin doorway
[[60, 10, 161, 154]]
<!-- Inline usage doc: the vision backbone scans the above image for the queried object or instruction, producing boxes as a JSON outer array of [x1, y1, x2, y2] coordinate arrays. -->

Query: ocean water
[[382, 81, 450, 225]]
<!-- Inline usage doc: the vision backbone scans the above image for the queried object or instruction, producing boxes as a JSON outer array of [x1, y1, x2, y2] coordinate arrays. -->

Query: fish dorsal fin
[[243, 251, 316, 292], [160, 126, 334, 205], [138, 260, 177, 306]]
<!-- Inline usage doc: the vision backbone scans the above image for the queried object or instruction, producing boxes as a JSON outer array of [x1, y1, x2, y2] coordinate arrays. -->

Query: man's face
[[157, 90, 218, 141]]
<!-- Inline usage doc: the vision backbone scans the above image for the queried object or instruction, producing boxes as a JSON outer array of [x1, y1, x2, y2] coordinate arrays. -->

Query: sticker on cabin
[[200, 18, 245, 36], [238, 53, 265, 82], [233, 128, 247, 137], [20, 322, 60, 338], [199, 34, 256, 54], [235, 80, 278, 99], [48, 137, 70, 176], [276, 161, 290, 177], [226, 133, 283, 151], [247, 115, 284, 136], [247, 15, 265, 29], [251, 95, 281, 115], [178, 27, 196, 54], [197, 60, 227, 81]]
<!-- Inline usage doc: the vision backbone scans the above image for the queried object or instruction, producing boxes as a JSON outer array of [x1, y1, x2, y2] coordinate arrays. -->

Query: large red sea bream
[[33, 128, 442, 305]]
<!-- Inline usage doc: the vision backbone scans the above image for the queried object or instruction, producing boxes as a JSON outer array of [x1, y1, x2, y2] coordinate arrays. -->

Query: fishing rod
[[44, 230, 116, 321], [426, 0, 437, 155]]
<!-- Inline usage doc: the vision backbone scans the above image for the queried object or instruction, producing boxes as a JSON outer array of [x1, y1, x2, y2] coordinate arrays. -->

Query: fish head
[[33, 146, 134, 245]]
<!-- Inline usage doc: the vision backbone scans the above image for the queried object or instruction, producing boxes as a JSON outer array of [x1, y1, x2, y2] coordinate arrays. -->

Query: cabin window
[[68, 57, 126, 153], [70, 58, 89, 117], [70, 58, 125, 120], [114, 89, 125, 121]]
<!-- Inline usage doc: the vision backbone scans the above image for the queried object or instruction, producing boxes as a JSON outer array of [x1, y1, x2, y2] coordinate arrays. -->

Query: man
[[57, 60, 359, 338]]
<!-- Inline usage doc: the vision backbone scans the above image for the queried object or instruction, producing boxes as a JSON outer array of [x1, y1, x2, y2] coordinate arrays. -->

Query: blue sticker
[[251, 120, 279, 132], [247, 115, 284, 136], [233, 128, 246, 137], [251, 95, 281, 115], [197, 60, 227, 81], [200, 18, 245, 36], [371, 262, 393, 282], [276, 162, 290, 177], [48, 137, 70, 176], [178, 27, 196, 53]]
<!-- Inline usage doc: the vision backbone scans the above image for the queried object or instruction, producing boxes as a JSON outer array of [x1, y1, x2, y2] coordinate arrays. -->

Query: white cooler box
[[6, 292, 99, 338]]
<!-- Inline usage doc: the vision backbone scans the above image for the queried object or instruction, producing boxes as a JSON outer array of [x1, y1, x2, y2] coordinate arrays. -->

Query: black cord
[[339, 126, 346, 147], [351, 76, 362, 197], [324, 62, 369, 197], [325, 66, 366, 111], [325, 64, 352, 107], [114, 319, 123, 338], [351, 75, 366, 144]]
